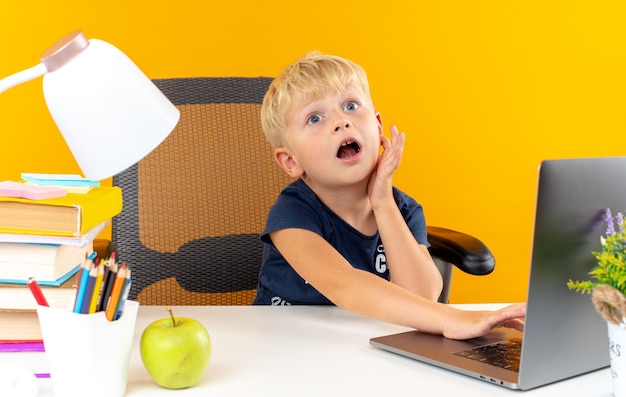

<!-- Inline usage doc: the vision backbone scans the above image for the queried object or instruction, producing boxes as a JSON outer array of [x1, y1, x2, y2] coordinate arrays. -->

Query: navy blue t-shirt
[[253, 179, 429, 306]]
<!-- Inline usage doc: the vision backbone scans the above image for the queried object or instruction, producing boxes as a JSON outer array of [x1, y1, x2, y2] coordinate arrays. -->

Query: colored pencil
[[113, 266, 131, 320], [79, 263, 99, 314], [27, 277, 49, 307], [88, 260, 105, 313], [95, 257, 112, 311], [105, 264, 127, 321], [73, 259, 93, 313], [98, 258, 118, 312]]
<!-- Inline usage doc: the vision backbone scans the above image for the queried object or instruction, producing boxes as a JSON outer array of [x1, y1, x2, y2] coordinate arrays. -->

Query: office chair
[[108, 77, 494, 305]]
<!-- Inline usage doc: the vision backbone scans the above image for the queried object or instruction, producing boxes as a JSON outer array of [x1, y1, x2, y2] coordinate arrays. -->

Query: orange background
[[1, 1, 625, 303]]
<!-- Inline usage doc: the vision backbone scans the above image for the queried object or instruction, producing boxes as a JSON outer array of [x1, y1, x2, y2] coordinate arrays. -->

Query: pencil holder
[[36, 300, 139, 397]]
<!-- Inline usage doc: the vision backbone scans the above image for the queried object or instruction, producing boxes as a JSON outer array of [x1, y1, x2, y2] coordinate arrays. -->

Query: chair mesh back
[[112, 77, 291, 305]]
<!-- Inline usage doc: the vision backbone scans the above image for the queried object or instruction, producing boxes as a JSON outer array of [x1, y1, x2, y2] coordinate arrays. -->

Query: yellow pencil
[[88, 261, 105, 313]]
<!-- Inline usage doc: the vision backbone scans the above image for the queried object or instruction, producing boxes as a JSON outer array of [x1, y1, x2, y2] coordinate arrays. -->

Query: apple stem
[[166, 307, 177, 328]]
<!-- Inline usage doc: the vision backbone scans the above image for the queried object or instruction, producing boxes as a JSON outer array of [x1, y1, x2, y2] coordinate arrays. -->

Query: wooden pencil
[[79, 262, 98, 314], [73, 258, 93, 313], [98, 258, 118, 312], [105, 264, 126, 321], [88, 260, 105, 313]]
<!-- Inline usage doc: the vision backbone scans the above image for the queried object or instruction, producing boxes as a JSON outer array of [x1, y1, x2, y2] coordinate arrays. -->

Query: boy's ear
[[274, 147, 304, 179], [375, 112, 383, 133]]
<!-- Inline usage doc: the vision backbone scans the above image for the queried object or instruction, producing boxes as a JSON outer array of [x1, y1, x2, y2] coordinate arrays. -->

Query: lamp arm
[[0, 63, 47, 94]]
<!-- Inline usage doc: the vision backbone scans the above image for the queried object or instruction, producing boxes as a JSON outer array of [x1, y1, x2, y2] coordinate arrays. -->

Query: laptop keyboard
[[453, 338, 522, 372]]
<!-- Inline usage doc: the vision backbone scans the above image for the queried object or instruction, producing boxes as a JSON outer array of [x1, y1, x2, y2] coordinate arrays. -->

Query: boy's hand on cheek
[[384, 125, 405, 170], [368, 125, 406, 209]]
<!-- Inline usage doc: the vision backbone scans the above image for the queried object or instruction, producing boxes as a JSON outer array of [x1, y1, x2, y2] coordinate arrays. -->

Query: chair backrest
[[112, 77, 292, 305], [112, 77, 480, 305]]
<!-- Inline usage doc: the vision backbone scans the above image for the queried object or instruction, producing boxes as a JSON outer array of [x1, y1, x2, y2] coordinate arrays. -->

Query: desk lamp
[[0, 30, 180, 180]]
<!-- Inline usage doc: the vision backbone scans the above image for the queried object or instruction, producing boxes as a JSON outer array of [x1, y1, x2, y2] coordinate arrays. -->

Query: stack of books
[[0, 340, 50, 380], [0, 175, 123, 340]]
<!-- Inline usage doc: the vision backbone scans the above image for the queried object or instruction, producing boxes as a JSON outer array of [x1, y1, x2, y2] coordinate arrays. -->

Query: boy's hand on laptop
[[443, 303, 526, 340]]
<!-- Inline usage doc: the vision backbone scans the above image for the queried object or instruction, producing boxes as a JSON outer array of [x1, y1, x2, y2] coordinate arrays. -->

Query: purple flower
[[618, 212, 625, 233], [605, 208, 615, 236]]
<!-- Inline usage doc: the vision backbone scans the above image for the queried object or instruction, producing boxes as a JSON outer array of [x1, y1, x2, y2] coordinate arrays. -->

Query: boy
[[253, 51, 525, 340]]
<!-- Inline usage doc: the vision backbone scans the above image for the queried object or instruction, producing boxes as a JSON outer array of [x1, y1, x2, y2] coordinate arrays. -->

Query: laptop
[[370, 157, 624, 390]]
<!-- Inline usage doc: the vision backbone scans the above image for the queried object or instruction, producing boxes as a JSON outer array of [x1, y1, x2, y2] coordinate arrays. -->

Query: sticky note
[[0, 181, 67, 200]]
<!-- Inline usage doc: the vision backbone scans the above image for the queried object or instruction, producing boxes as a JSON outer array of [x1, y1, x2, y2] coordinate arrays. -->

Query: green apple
[[140, 307, 211, 389]]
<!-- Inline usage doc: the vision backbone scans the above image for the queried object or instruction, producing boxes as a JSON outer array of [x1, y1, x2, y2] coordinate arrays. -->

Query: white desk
[[34, 304, 611, 396]]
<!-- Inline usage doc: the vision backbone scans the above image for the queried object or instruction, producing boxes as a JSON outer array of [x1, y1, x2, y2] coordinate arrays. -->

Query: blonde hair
[[261, 51, 371, 149]]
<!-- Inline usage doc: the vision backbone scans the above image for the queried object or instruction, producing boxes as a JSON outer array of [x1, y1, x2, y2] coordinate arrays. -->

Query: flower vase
[[608, 319, 626, 397], [592, 285, 626, 397]]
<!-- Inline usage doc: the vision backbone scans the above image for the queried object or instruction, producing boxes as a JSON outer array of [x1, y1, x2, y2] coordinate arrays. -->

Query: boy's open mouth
[[337, 140, 361, 159]]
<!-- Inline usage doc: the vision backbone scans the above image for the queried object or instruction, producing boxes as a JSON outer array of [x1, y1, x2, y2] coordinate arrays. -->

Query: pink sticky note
[[0, 180, 67, 200]]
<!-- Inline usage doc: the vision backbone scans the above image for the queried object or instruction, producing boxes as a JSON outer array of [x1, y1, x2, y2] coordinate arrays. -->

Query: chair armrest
[[96, 229, 493, 276], [426, 226, 495, 275], [93, 238, 117, 260]]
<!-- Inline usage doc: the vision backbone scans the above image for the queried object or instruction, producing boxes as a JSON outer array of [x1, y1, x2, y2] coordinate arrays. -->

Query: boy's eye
[[344, 101, 359, 111], [307, 113, 322, 125]]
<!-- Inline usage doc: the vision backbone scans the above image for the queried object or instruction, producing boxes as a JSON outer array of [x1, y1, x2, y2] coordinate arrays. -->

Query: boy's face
[[275, 83, 382, 190]]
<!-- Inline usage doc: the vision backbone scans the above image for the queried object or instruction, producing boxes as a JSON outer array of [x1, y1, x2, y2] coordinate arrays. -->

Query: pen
[[27, 277, 49, 307]]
